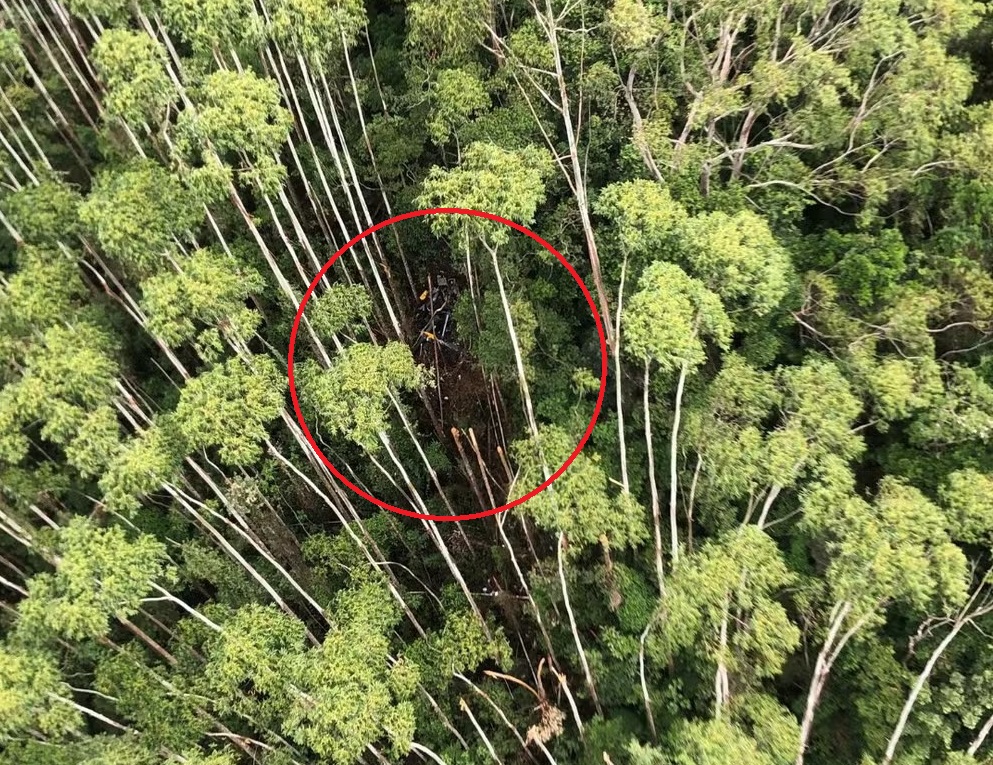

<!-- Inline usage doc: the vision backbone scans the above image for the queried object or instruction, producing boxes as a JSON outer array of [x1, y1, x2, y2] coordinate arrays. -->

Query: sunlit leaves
[[0, 247, 86, 343], [296, 342, 426, 450], [177, 70, 292, 194], [1, 180, 82, 246], [202, 574, 419, 762], [860, 355, 943, 422], [0, 645, 82, 740], [630, 718, 776, 765], [427, 68, 490, 144], [202, 604, 306, 718], [940, 469, 993, 545], [650, 527, 799, 685], [63, 405, 121, 480], [308, 283, 373, 339], [512, 424, 647, 552], [0, 320, 119, 472], [79, 160, 201, 277], [16, 518, 174, 641], [804, 472, 968, 616], [95, 647, 207, 751], [64, 0, 135, 23], [411, 608, 511, 679], [174, 356, 286, 466], [141, 248, 264, 348], [92, 30, 177, 126], [595, 180, 688, 257], [100, 416, 186, 512], [283, 573, 417, 762], [418, 142, 551, 246], [267, 0, 367, 65], [675, 210, 791, 317], [161, 0, 265, 53], [624, 261, 732, 372], [909, 365, 993, 447], [406, 0, 488, 65], [605, 0, 665, 51]]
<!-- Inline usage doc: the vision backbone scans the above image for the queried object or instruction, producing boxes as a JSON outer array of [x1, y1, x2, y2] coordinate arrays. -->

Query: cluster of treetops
[[3, 0, 993, 764]]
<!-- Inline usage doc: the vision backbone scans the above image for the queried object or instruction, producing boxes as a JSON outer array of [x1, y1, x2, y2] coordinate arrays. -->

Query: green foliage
[[674, 210, 791, 318], [308, 283, 373, 339], [624, 261, 732, 372], [92, 30, 177, 126], [649, 528, 800, 687], [595, 180, 688, 257], [267, 0, 367, 65], [605, 0, 665, 51], [201, 603, 308, 719], [0, 319, 119, 473], [141, 248, 264, 348], [513, 424, 647, 552], [731, 694, 800, 765], [0, 247, 86, 343], [1, 179, 82, 245], [631, 719, 776, 765], [804, 472, 969, 616], [177, 70, 292, 194], [100, 416, 187, 512], [283, 572, 417, 762], [859, 355, 944, 422], [5, 3, 993, 763], [418, 142, 551, 246], [406, 0, 488, 64], [804, 230, 910, 308], [296, 342, 426, 450], [95, 647, 207, 751], [427, 68, 490, 143], [0, 644, 82, 740], [79, 160, 202, 277], [202, 574, 419, 762], [409, 608, 512, 687], [16, 518, 174, 641], [909, 365, 993, 447], [458, 289, 538, 379], [161, 0, 265, 52], [174, 356, 286, 466], [939, 469, 993, 545], [65, 0, 135, 23]]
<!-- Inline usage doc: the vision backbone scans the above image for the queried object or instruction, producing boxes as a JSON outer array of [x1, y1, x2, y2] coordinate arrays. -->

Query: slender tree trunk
[[669, 362, 688, 565], [615, 257, 630, 493], [797, 601, 868, 765], [883, 617, 968, 765], [558, 531, 601, 715], [969, 709, 993, 756], [644, 361, 665, 594]]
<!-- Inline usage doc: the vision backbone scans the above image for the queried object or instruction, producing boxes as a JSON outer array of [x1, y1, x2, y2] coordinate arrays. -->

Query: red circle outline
[[287, 207, 608, 521]]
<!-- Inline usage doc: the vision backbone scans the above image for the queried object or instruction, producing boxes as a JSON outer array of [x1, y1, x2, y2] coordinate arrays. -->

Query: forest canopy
[[3, 1, 993, 765]]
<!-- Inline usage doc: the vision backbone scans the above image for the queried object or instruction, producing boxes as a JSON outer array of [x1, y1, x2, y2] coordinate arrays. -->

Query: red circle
[[287, 207, 608, 521]]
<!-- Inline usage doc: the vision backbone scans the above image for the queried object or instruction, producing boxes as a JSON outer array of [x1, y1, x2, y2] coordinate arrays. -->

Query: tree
[[79, 160, 202, 277], [140, 247, 265, 353], [796, 471, 970, 763], [296, 342, 426, 451], [15, 517, 174, 641], [0, 644, 82, 741], [624, 260, 731, 566], [91, 29, 177, 127]]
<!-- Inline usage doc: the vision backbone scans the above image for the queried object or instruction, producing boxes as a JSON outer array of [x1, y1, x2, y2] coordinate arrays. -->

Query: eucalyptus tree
[[624, 261, 731, 571], [796, 470, 970, 764], [613, 0, 984, 210]]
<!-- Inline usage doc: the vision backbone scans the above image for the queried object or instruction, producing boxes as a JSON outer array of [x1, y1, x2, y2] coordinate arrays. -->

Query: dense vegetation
[[4, 0, 993, 763]]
